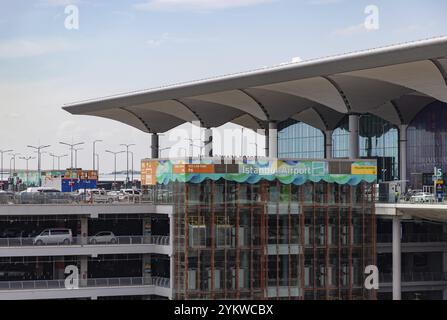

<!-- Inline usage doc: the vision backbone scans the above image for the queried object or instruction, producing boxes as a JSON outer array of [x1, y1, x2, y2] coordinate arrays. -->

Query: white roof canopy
[[63, 37, 447, 133]]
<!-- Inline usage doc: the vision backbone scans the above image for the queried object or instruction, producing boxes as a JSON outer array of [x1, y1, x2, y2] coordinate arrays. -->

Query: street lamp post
[[160, 147, 171, 158], [93, 140, 103, 172], [187, 138, 203, 157], [0, 149, 13, 189], [250, 142, 258, 160], [10, 153, 20, 174], [129, 151, 135, 186], [106, 150, 125, 190], [74, 148, 83, 169], [59, 141, 84, 169], [95, 153, 100, 176], [28, 145, 50, 187], [120, 144, 135, 188], [19, 156, 35, 187], [50, 154, 68, 171]]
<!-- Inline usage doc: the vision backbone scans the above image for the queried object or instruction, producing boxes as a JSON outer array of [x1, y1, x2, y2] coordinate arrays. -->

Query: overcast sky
[[1, 0, 447, 173]]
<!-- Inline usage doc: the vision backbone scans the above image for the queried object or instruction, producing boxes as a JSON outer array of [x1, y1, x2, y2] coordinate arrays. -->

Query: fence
[[0, 276, 171, 290], [0, 235, 170, 247]]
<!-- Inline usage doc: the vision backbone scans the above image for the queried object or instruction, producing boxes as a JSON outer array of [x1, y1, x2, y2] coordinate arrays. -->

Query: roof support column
[[324, 130, 333, 159], [151, 133, 159, 159], [267, 122, 278, 158], [349, 114, 360, 159], [392, 216, 402, 300], [399, 125, 408, 194], [204, 128, 213, 158]]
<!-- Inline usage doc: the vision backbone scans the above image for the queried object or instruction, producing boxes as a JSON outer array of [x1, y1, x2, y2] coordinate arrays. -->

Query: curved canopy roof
[[63, 37, 447, 133]]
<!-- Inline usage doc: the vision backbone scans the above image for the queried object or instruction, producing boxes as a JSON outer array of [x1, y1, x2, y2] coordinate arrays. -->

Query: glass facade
[[168, 179, 376, 300], [407, 101, 447, 187], [144, 158, 377, 300], [279, 115, 399, 181], [278, 120, 325, 159]]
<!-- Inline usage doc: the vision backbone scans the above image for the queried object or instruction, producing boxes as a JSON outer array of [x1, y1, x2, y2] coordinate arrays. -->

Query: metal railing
[[0, 193, 159, 206], [0, 276, 171, 291], [380, 272, 447, 283], [0, 235, 170, 247], [377, 233, 447, 243]]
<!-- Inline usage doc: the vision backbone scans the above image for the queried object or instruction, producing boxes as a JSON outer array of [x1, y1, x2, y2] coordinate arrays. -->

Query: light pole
[[187, 138, 202, 157], [59, 141, 84, 169], [120, 144, 135, 188], [9, 153, 20, 192], [95, 153, 100, 176], [106, 150, 125, 189], [9, 152, 20, 175], [28, 145, 50, 187], [129, 151, 135, 185], [93, 140, 103, 171], [19, 156, 35, 187], [0, 149, 13, 189], [50, 154, 68, 171], [74, 148, 83, 169], [160, 147, 171, 158], [250, 142, 258, 160]]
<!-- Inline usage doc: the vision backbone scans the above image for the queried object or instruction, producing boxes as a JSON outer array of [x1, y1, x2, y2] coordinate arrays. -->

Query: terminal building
[[0, 37, 445, 300], [62, 36, 447, 300]]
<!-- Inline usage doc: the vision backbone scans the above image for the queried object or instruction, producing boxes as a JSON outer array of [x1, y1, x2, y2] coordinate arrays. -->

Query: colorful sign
[[141, 159, 377, 186], [141, 161, 158, 186], [351, 162, 378, 175]]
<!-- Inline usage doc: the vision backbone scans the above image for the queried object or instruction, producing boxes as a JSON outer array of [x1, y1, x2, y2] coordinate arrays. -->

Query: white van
[[33, 228, 73, 245]]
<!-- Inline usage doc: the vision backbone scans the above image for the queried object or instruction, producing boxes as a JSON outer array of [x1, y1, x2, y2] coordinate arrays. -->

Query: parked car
[[410, 192, 435, 203], [33, 228, 73, 245], [0, 191, 15, 204], [106, 191, 120, 202], [86, 189, 116, 203], [118, 189, 142, 202], [89, 231, 117, 244], [404, 189, 423, 201]]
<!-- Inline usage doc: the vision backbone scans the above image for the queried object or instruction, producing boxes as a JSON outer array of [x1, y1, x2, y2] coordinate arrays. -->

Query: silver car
[[89, 231, 117, 244], [33, 228, 73, 245], [410, 192, 435, 203]]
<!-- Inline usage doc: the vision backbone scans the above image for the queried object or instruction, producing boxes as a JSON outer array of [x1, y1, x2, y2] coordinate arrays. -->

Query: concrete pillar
[[392, 216, 402, 300], [169, 213, 175, 299], [204, 128, 213, 157], [267, 122, 278, 158], [399, 124, 408, 194], [443, 223, 447, 300], [143, 216, 151, 244], [80, 256, 88, 287], [143, 254, 152, 285], [325, 130, 333, 159], [349, 114, 360, 159], [151, 133, 159, 159], [54, 257, 65, 280], [80, 216, 88, 245]]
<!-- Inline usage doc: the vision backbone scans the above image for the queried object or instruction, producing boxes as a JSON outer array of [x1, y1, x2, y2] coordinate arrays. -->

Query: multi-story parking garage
[[63, 37, 447, 300], [0, 203, 172, 300]]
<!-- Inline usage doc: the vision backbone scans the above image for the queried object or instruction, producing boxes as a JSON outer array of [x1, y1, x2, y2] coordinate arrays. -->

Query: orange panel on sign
[[141, 161, 158, 186], [185, 164, 215, 174]]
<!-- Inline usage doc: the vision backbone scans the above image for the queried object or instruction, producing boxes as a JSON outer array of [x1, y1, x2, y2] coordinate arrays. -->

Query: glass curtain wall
[[332, 115, 399, 180], [278, 120, 325, 159], [170, 179, 376, 300]]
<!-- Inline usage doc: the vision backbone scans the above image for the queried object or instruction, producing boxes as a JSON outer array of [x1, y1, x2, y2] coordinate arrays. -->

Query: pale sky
[[1, 0, 446, 172]]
